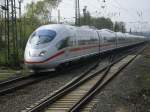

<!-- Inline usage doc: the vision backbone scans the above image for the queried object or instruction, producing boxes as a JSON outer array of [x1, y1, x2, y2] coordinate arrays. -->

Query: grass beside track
[[124, 45, 150, 111], [0, 68, 29, 81], [137, 47, 150, 90], [90, 44, 150, 112]]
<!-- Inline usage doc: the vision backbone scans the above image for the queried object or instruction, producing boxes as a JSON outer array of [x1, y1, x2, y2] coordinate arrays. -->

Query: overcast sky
[[1, 0, 150, 32]]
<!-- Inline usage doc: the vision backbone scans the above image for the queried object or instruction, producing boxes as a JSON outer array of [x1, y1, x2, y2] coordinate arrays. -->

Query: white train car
[[24, 24, 145, 71], [97, 29, 116, 52]]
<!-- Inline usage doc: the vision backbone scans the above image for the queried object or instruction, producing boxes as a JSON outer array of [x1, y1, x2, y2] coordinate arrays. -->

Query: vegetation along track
[[21, 44, 146, 112]]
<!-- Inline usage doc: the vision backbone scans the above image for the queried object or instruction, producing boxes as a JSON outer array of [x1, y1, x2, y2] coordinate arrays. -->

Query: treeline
[[79, 11, 126, 32], [25, 0, 61, 24], [24, 0, 126, 33]]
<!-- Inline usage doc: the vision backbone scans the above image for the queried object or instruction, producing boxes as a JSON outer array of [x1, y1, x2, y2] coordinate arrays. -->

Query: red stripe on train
[[70, 44, 111, 52], [25, 51, 65, 64]]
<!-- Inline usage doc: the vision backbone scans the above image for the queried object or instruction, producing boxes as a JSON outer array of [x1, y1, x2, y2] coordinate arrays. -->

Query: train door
[[96, 31, 102, 54], [63, 35, 70, 57], [115, 32, 118, 48], [56, 31, 70, 58], [63, 29, 76, 59], [64, 38, 69, 57], [67, 29, 77, 59]]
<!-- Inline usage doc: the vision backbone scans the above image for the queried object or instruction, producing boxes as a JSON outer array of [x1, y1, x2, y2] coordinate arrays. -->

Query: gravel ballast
[[92, 45, 150, 112]]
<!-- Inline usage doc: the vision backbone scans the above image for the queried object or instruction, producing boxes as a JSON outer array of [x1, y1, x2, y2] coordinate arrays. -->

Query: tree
[[94, 17, 113, 30], [26, 0, 61, 24], [80, 11, 92, 25], [114, 21, 126, 33], [79, 14, 114, 30]]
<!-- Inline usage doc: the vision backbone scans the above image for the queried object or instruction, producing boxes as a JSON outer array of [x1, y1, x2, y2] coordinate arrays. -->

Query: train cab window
[[29, 30, 56, 45]]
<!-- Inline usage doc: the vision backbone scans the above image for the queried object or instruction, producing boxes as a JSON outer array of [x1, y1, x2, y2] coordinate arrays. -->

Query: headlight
[[39, 51, 47, 56]]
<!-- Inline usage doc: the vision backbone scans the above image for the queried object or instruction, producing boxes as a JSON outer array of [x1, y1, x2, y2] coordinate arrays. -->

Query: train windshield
[[29, 30, 56, 45]]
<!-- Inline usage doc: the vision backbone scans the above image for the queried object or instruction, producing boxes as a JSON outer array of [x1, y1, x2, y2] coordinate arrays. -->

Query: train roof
[[100, 29, 115, 33], [36, 24, 75, 33], [98, 29, 115, 37], [35, 24, 145, 39], [80, 25, 97, 30], [116, 32, 126, 37]]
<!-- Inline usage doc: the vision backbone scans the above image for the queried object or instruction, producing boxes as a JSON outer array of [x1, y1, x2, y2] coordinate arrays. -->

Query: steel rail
[[0, 73, 33, 87], [0, 72, 55, 96]]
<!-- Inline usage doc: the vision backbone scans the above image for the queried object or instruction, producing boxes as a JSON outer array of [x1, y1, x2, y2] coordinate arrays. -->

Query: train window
[[56, 37, 69, 50], [29, 30, 56, 45], [107, 37, 116, 42], [104, 37, 107, 41]]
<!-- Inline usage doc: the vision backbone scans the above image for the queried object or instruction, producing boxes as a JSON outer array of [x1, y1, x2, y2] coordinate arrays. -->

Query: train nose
[[24, 48, 49, 64], [25, 50, 49, 69]]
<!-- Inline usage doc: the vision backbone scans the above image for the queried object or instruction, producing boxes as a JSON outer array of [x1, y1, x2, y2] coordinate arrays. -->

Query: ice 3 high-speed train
[[24, 24, 145, 71]]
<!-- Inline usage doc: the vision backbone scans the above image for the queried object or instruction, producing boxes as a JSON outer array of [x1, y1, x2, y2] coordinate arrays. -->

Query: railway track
[[0, 73, 33, 88], [22, 45, 146, 112], [0, 72, 56, 96]]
